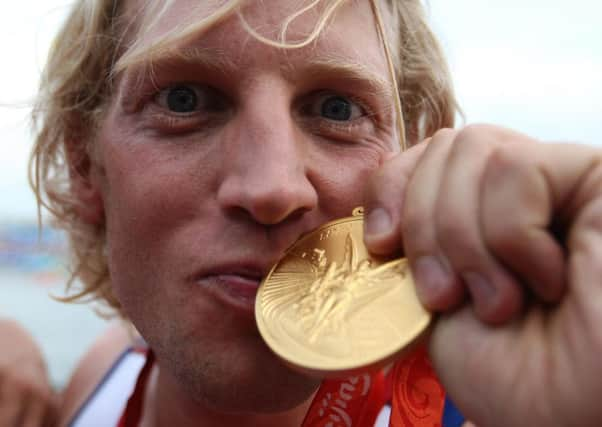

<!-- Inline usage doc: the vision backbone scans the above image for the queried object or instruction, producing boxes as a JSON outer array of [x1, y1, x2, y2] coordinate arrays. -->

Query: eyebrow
[[124, 46, 239, 77], [122, 47, 394, 100], [283, 54, 394, 98]]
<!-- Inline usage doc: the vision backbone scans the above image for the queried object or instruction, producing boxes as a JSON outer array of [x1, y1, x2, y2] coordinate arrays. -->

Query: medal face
[[256, 210, 431, 378]]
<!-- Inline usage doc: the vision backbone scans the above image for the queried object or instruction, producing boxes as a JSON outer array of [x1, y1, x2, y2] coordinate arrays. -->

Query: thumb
[[363, 141, 428, 255]]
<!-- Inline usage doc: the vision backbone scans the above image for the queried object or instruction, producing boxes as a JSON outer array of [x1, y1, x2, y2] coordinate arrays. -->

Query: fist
[[363, 125, 602, 426]]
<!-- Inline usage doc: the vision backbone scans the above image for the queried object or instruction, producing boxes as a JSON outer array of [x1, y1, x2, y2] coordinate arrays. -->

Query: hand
[[0, 319, 57, 427], [363, 125, 602, 427]]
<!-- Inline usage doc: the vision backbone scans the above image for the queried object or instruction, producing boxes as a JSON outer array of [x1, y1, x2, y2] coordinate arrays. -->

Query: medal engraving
[[256, 212, 431, 377]]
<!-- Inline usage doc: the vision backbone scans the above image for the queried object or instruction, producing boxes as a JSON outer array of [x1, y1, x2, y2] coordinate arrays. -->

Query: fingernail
[[413, 255, 451, 305], [463, 271, 496, 307], [365, 207, 392, 237]]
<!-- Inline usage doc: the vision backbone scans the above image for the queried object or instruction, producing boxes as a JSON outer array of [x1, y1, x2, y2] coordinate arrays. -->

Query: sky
[[0, 0, 601, 222]]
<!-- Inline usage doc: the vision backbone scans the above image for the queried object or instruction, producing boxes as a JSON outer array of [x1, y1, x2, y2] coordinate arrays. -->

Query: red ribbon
[[389, 346, 446, 427], [302, 371, 386, 427], [118, 346, 445, 427]]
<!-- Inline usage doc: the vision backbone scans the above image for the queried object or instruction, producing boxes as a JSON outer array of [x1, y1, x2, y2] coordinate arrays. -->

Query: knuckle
[[485, 150, 512, 182], [455, 123, 489, 143], [457, 123, 537, 150], [454, 124, 497, 152], [488, 144, 527, 172], [457, 123, 498, 141], [429, 128, 457, 147], [431, 127, 456, 139]]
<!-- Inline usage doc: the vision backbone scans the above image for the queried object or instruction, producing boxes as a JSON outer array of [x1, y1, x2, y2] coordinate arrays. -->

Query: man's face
[[90, 0, 397, 413]]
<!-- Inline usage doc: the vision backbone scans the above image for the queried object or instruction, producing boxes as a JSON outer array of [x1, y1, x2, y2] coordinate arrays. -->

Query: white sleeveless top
[[68, 348, 146, 427]]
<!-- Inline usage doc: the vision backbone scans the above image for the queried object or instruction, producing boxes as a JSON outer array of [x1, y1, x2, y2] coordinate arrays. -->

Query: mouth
[[195, 265, 268, 317]]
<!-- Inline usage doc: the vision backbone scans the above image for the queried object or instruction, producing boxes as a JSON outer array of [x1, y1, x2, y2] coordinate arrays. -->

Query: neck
[[141, 365, 316, 427]]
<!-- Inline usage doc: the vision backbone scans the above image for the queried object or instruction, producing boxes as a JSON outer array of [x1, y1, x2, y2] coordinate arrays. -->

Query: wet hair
[[30, 0, 458, 314]]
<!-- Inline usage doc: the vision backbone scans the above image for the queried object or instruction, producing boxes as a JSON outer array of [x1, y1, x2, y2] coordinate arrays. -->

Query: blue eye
[[321, 96, 352, 121], [156, 84, 228, 114], [166, 86, 198, 113], [303, 93, 364, 122]]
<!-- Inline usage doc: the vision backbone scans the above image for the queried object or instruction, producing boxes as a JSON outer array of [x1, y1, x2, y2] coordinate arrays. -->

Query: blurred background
[[0, 0, 601, 389]]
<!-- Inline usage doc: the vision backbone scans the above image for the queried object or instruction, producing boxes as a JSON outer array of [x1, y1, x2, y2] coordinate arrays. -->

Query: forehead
[[121, 0, 389, 78]]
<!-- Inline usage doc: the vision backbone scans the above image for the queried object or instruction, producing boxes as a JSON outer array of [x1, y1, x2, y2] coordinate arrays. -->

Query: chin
[[158, 330, 321, 414]]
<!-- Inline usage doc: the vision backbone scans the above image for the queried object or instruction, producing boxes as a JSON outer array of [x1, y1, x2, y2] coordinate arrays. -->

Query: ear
[[65, 140, 105, 226]]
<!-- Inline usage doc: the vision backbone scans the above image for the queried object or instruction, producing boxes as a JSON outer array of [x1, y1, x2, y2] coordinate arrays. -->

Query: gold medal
[[256, 208, 431, 378]]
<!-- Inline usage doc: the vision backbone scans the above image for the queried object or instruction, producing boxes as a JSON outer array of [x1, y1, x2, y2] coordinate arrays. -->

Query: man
[[28, 0, 602, 426]]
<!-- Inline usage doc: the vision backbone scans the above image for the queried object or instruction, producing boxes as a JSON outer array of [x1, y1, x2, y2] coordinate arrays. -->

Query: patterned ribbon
[[118, 346, 457, 427], [302, 370, 386, 427], [389, 346, 447, 427]]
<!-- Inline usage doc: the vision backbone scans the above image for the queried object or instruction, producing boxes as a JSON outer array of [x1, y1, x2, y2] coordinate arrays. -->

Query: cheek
[[96, 134, 221, 294], [101, 143, 216, 233], [309, 144, 389, 213]]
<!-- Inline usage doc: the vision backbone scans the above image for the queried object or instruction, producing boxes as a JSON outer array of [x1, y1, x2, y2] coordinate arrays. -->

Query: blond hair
[[30, 0, 458, 314]]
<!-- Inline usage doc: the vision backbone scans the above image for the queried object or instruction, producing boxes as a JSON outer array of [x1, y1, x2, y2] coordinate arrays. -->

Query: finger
[[42, 393, 59, 427], [532, 144, 602, 308], [481, 144, 566, 303], [363, 139, 428, 254], [400, 129, 465, 311], [0, 383, 22, 427], [435, 125, 524, 323], [22, 397, 47, 427]]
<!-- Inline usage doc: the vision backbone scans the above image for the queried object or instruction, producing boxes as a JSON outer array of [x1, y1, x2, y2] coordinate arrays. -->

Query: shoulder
[[58, 321, 137, 427]]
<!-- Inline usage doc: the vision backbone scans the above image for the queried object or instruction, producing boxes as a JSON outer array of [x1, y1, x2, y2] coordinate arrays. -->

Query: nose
[[217, 90, 318, 225]]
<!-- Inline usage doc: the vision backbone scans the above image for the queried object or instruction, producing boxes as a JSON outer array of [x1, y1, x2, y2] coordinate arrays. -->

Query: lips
[[216, 273, 261, 298], [194, 264, 269, 316]]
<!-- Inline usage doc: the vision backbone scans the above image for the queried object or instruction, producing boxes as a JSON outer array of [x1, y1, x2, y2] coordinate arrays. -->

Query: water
[[0, 223, 108, 389]]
